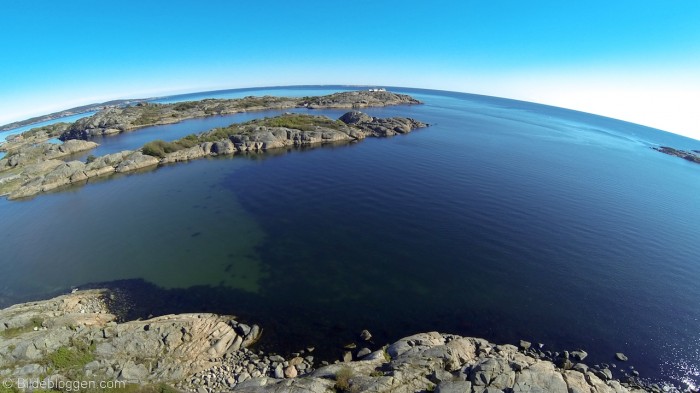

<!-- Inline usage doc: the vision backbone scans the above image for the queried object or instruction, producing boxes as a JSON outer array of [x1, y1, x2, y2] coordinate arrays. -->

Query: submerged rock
[[616, 352, 629, 361]]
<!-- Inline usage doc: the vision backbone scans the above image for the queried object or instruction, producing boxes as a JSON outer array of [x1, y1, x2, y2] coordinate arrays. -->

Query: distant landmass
[[0, 98, 150, 132]]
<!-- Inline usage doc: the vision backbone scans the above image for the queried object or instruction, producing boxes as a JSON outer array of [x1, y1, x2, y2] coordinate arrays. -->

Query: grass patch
[[250, 114, 346, 131], [0, 317, 44, 338], [46, 340, 95, 370]]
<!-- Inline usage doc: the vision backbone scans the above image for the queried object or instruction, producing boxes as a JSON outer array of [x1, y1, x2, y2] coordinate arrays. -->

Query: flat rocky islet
[[652, 146, 700, 164], [0, 290, 663, 393], [0, 91, 425, 200]]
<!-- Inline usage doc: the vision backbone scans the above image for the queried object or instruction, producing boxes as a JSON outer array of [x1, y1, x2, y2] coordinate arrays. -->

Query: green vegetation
[[133, 104, 165, 126], [141, 138, 198, 158], [46, 340, 95, 370], [173, 101, 200, 111], [0, 383, 21, 393], [381, 345, 391, 362], [334, 366, 354, 392], [250, 114, 346, 131], [139, 113, 347, 158], [86, 155, 97, 164], [0, 317, 43, 338], [197, 128, 234, 143], [20, 122, 70, 139], [238, 96, 284, 109]]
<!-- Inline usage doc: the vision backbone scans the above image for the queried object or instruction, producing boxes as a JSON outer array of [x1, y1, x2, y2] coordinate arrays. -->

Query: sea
[[0, 86, 698, 388]]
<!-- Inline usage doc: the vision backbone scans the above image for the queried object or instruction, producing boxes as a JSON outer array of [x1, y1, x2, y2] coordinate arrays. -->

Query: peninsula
[[0, 91, 425, 200]]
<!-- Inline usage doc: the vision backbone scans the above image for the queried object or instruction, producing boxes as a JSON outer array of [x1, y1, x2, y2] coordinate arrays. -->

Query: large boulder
[[339, 111, 374, 125], [115, 152, 159, 173]]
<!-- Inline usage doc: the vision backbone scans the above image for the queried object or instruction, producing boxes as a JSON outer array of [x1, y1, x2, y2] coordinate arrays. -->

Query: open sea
[[0, 86, 698, 388]]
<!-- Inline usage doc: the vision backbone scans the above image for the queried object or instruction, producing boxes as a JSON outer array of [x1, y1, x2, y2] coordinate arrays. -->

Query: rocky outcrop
[[0, 123, 70, 153], [0, 139, 97, 171], [5, 151, 158, 199], [58, 91, 422, 140], [221, 332, 653, 393], [0, 290, 262, 383], [653, 146, 700, 164], [302, 90, 421, 109], [339, 110, 427, 136]]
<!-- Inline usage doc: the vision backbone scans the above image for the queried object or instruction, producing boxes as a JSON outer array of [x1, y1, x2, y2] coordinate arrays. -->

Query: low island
[[652, 146, 700, 165], [0, 91, 425, 200]]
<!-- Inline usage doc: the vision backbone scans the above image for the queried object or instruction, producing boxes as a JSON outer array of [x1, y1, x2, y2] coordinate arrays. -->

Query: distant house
[[368, 88, 387, 92]]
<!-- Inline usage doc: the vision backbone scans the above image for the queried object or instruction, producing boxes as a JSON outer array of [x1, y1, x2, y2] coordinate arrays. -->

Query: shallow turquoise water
[[0, 87, 698, 387]]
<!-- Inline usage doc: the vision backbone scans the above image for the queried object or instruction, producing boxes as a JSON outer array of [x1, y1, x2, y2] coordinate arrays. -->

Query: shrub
[[142, 140, 167, 158], [334, 367, 354, 392], [142, 139, 199, 158]]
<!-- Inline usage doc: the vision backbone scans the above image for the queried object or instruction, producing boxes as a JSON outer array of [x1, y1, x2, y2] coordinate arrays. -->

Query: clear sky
[[2, 0, 699, 140]]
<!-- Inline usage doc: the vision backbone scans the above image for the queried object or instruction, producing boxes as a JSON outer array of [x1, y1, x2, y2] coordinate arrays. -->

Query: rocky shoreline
[[1, 290, 692, 393], [0, 91, 426, 200]]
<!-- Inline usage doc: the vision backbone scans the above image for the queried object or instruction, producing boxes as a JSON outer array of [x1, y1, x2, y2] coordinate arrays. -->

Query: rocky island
[[0, 99, 149, 132], [652, 146, 700, 165], [57, 91, 421, 140], [0, 290, 673, 393], [0, 91, 425, 200]]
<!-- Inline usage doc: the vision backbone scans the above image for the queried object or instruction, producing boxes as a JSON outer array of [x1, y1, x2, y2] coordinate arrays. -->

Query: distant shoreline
[[0, 98, 151, 132]]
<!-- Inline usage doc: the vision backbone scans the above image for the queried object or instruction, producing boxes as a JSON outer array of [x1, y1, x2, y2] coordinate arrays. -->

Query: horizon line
[[2, 84, 698, 143]]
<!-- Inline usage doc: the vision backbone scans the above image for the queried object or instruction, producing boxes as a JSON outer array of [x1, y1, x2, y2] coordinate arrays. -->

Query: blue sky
[[2, 0, 699, 139]]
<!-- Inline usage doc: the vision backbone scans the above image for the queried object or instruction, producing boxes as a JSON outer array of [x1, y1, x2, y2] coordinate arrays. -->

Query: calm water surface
[[0, 87, 698, 388]]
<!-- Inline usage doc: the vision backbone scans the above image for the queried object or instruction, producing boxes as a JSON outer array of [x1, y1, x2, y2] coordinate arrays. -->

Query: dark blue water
[[0, 87, 698, 388]]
